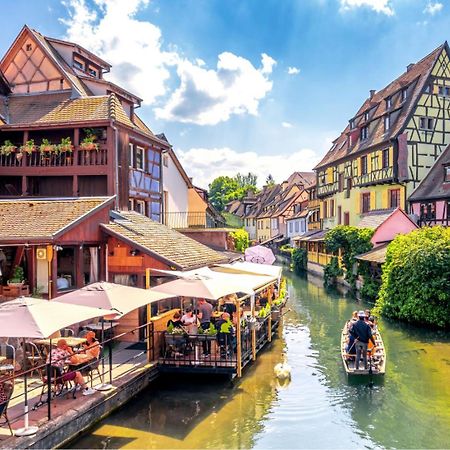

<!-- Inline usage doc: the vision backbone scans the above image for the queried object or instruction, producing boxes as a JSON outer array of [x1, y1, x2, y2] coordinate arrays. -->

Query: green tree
[[230, 229, 250, 253], [375, 226, 450, 328], [265, 174, 275, 186]]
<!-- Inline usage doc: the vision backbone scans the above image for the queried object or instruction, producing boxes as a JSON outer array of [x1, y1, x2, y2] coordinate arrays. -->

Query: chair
[[0, 382, 14, 436], [78, 346, 104, 388], [38, 366, 76, 405], [0, 344, 15, 370], [60, 328, 74, 337], [22, 342, 45, 377]]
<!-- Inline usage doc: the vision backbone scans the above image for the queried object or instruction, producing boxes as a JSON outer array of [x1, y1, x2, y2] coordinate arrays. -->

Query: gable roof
[[0, 197, 114, 242], [357, 207, 417, 231], [355, 243, 389, 264], [287, 172, 315, 187], [101, 211, 228, 271], [315, 43, 446, 170], [409, 143, 450, 201]]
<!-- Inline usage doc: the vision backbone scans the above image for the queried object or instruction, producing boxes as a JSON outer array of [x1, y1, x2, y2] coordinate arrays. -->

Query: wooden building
[[0, 25, 170, 219]]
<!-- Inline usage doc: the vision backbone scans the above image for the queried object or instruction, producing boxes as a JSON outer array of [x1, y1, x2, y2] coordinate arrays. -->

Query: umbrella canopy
[[244, 245, 276, 265], [212, 261, 282, 278], [0, 297, 113, 339], [55, 281, 172, 316]]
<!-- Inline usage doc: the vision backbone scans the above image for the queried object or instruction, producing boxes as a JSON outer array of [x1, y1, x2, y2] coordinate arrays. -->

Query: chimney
[[369, 89, 376, 99], [407, 63, 414, 72], [281, 181, 289, 191]]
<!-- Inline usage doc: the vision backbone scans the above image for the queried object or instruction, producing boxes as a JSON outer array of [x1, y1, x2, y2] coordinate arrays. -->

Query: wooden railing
[[352, 167, 393, 187], [0, 145, 108, 168], [317, 181, 339, 197]]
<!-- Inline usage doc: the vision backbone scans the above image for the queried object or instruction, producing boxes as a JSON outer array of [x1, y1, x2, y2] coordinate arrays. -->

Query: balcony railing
[[0, 145, 108, 168], [317, 181, 339, 197], [164, 211, 227, 229], [352, 167, 393, 187]]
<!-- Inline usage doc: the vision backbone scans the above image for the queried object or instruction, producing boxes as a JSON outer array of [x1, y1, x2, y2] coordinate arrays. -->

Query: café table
[[33, 337, 87, 351]]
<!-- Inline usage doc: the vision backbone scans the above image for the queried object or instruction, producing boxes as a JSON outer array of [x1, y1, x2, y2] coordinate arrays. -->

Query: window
[[360, 126, 368, 140], [350, 119, 356, 130], [438, 86, 450, 96], [371, 153, 379, 171], [128, 199, 134, 210], [382, 148, 390, 169], [162, 153, 169, 167], [361, 156, 368, 175], [295, 221, 299, 233], [401, 88, 407, 102], [329, 199, 335, 217], [26, 43, 32, 52], [424, 84, 432, 94], [301, 221, 306, 233], [135, 146, 145, 170], [419, 117, 434, 130], [389, 189, 400, 208], [88, 67, 97, 77], [444, 165, 450, 182], [344, 212, 350, 225], [271, 218, 278, 229], [386, 97, 392, 109], [364, 112, 369, 122], [289, 222, 293, 233], [135, 200, 145, 215], [362, 193, 371, 213], [323, 201, 327, 219], [73, 59, 84, 70], [129, 143, 134, 168], [420, 202, 436, 220], [384, 115, 390, 132], [338, 206, 342, 225]]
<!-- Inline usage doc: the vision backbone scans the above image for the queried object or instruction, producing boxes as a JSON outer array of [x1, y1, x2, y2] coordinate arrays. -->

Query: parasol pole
[[14, 338, 39, 437], [251, 294, 256, 361], [145, 268, 152, 364], [236, 298, 242, 378], [96, 312, 118, 391]]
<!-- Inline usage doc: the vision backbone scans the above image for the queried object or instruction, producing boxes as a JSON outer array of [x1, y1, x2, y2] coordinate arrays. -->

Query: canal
[[71, 268, 450, 449]]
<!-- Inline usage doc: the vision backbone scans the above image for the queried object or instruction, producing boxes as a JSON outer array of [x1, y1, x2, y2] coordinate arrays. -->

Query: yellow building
[[315, 43, 450, 228]]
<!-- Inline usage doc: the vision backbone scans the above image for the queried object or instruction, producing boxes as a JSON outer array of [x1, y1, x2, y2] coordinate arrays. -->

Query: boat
[[341, 322, 386, 376]]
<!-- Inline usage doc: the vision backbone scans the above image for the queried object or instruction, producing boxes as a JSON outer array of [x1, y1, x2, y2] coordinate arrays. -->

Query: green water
[[71, 269, 450, 449]]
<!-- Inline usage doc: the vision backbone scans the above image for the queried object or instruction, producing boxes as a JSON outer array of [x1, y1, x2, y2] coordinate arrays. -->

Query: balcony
[[0, 145, 108, 169], [317, 181, 339, 197], [352, 167, 393, 187], [163, 211, 227, 230]]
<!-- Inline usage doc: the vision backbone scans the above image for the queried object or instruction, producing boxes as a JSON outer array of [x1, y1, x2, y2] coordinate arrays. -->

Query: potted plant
[[257, 304, 271, 321], [20, 139, 36, 155], [198, 322, 217, 341], [40, 138, 57, 153], [80, 135, 99, 151], [8, 266, 25, 287], [58, 137, 73, 153], [0, 140, 16, 156], [165, 323, 186, 345]]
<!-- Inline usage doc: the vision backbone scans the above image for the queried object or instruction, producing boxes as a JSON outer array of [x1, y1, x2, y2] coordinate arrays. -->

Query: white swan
[[274, 361, 291, 381]]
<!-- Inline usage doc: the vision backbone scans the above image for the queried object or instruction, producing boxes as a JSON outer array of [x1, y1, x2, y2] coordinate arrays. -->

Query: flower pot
[[165, 333, 186, 345], [271, 310, 280, 321], [7, 281, 24, 287]]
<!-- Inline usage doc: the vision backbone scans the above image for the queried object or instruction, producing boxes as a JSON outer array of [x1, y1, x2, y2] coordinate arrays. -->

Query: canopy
[[151, 268, 276, 300], [212, 261, 282, 279], [55, 281, 172, 316], [244, 245, 276, 265], [0, 297, 112, 339]]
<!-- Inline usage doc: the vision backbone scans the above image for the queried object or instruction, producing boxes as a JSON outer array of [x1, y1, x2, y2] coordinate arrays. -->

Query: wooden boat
[[341, 322, 386, 376]]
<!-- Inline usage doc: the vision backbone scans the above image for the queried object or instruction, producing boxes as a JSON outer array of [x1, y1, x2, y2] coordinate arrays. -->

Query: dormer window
[[384, 114, 390, 132], [386, 97, 392, 109], [438, 86, 450, 97], [73, 59, 84, 70], [364, 112, 369, 122], [350, 119, 356, 130], [360, 126, 369, 140], [88, 67, 98, 77], [401, 88, 407, 101], [445, 165, 450, 182], [419, 117, 434, 130]]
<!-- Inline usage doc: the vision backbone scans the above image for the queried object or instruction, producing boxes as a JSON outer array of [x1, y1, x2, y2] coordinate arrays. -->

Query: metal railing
[[163, 211, 227, 229]]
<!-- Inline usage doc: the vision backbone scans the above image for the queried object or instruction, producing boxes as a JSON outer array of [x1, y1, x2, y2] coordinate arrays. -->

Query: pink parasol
[[244, 245, 276, 265]]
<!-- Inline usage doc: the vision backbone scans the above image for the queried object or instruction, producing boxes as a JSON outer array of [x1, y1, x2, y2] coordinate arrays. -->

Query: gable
[[1, 27, 71, 94], [431, 47, 450, 78], [371, 209, 418, 246]]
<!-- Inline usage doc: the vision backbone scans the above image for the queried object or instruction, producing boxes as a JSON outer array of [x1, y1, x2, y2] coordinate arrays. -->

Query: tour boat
[[341, 322, 386, 376]]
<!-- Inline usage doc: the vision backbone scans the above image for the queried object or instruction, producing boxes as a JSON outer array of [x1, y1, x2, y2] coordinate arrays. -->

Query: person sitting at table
[[47, 339, 95, 396], [70, 331, 100, 365], [223, 294, 237, 322], [215, 312, 235, 359], [181, 307, 196, 326], [167, 311, 183, 329]]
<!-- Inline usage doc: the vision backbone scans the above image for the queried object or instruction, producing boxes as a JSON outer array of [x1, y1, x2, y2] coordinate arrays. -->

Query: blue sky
[[1, 0, 449, 187]]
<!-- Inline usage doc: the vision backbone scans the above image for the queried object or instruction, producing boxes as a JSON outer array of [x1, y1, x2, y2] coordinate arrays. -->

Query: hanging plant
[[0, 140, 17, 156], [20, 139, 36, 154], [58, 137, 73, 153], [40, 138, 57, 153], [80, 135, 99, 151]]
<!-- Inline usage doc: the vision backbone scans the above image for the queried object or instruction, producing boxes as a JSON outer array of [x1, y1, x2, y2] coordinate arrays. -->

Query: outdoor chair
[[60, 328, 74, 337], [22, 342, 45, 377], [0, 381, 14, 436], [37, 366, 76, 406], [0, 344, 15, 370]]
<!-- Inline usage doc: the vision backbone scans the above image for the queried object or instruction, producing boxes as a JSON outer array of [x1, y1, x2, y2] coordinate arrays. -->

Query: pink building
[[409, 143, 450, 227]]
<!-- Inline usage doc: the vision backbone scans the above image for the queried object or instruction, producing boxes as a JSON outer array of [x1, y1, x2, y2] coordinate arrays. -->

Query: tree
[[375, 226, 450, 328], [265, 174, 275, 186], [208, 172, 258, 212]]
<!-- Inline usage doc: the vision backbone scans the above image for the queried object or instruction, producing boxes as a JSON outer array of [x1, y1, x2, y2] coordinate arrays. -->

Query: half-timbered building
[[0, 25, 170, 220], [314, 42, 450, 228]]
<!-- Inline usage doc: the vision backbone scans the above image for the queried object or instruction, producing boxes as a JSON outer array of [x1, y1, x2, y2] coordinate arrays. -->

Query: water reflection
[[72, 269, 450, 449]]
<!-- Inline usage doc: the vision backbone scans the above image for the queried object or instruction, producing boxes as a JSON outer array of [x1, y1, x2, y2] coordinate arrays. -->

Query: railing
[[317, 181, 339, 197], [0, 146, 108, 169], [352, 167, 393, 187], [164, 211, 227, 229], [418, 217, 449, 227]]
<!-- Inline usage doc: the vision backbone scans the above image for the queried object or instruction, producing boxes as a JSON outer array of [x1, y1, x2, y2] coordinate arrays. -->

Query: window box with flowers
[[39, 139, 57, 154], [20, 139, 36, 155], [80, 135, 99, 151], [58, 137, 73, 153], [0, 140, 17, 156]]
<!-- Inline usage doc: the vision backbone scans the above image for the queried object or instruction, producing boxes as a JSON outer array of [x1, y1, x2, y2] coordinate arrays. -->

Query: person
[[181, 307, 196, 326], [69, 331, 100, 366], [223, 294, 237, 322], [350, 311, 376, 370], [167, 311, 183, 329], [215, 312, 235, 359], [198, 298, 213, 357], [47, 339, 95, 396]]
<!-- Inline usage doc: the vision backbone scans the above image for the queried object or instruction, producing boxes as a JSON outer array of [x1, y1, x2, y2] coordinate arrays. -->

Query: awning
[[212, 261, 282, 279], [355, 243, 388, 264]]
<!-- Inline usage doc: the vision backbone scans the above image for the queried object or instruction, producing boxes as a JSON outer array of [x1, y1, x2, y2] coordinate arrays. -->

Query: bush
[[375, 226, 450, 328], [324, 256, 343, 287], [292, 248, 307, 274], [230, 229, 249, 253]]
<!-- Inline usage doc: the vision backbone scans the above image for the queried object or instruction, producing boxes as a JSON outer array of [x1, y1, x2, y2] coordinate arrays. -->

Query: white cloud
[[282, 122, 293, 128], [287, 66, 300, 75], [340, 0, 394, 15], [177, 147, 320, 189], [61, 0, 276, 125], [424, 1, 443, 15], [155, 53, 276, 125]]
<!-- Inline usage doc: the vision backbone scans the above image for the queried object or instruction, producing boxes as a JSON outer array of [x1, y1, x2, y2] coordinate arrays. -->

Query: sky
[[1, 0, 449, 188]]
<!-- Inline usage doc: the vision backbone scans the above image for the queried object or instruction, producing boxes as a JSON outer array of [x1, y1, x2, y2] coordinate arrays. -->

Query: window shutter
[[367, 154, 372, 173], [382, 189, 389, 209], [370, 191, 376, 210], [389, 146, 394, 167], [359, 157, 363, 174], [320, 202, 325, 219], [327, 167, 333, 184], [355, 192, 361, 214]]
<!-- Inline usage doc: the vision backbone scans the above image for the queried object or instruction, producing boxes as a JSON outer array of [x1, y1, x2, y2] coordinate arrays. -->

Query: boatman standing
[[351, 311, 376, 370]]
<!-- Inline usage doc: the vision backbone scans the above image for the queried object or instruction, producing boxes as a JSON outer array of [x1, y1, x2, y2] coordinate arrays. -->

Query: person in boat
[[167, 311, 183, 329], [350, 311, 376, 370], [345, 333, 356, 358]]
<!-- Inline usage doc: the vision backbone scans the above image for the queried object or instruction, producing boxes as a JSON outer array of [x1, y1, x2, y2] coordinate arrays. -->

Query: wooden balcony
[[0, 145, 108, 169], [352, 167, 393, 187], [317, 181, 339, 197]]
